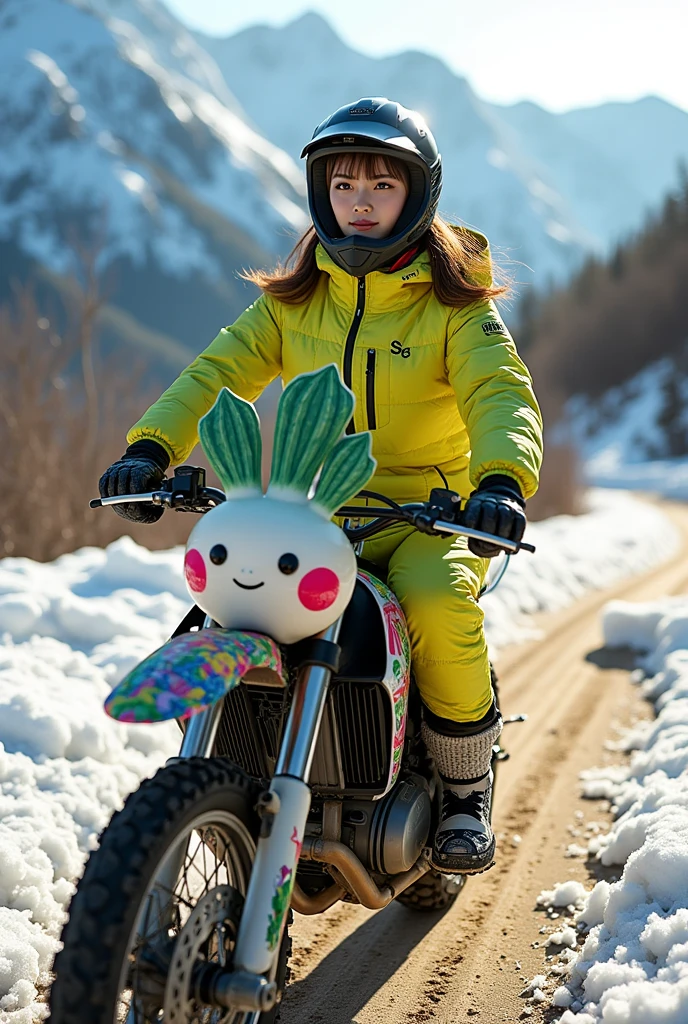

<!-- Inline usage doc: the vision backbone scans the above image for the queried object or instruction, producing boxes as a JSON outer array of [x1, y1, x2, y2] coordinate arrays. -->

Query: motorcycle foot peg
[[255, 789, 281, 838], [196, 964, 277, 1013]]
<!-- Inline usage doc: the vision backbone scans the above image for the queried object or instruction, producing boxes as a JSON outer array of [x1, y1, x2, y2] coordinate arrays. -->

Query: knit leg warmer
[[421, 714, 503, 782]]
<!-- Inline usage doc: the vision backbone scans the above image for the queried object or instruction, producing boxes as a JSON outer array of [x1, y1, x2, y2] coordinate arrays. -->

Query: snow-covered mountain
[[560, 97, 688, 215], [497, 96, 688, 250], [3, 2, 688, 368], [200, 13, 688, 286], [0, 0, 307, 367]]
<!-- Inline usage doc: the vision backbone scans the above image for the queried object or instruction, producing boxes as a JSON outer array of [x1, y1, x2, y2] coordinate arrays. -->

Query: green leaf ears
[[312, 433, 377, 518], [198, 388, 262, 497], [268, 365, 355, 498]]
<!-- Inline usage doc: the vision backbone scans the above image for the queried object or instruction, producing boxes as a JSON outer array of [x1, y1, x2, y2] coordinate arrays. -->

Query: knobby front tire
[[47, 757, 290, 1024]]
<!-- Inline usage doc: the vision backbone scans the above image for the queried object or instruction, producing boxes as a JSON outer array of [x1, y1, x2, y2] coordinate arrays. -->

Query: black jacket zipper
[[365, 348, 377, 430], [342, 276, 366, 434]]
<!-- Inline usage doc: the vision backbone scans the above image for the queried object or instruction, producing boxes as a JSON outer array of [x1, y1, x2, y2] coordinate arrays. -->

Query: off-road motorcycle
[[47, 366, 533, 1023]]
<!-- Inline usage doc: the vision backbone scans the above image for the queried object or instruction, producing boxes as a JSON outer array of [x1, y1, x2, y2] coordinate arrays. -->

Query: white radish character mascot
[[105, 365, 376, 724], [184, 364, 375, 643]]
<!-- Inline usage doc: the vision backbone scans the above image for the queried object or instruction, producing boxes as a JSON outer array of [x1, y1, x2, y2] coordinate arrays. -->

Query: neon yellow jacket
[[128, 239, 543, 504]]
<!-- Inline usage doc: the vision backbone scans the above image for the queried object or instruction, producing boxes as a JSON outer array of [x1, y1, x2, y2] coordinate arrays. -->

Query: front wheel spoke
[[204, 832, 224, 888], [178, 829, 231, 908], [174, 891, 197, 913], [208, 849, 224, 892], [177, 855, 192, 904], [201, 830, 210, 887], [182, 835, 207, 898], [118, 816, 252, 1022]]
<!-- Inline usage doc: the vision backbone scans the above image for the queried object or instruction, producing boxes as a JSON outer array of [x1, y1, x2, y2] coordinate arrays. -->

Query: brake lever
[[90, 485, 226, 512], [429, 518, 536, 554], [89, 491, 170, 509]]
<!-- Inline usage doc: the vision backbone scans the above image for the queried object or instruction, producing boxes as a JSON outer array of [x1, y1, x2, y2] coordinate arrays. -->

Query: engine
[[340, 774, 431, 875]]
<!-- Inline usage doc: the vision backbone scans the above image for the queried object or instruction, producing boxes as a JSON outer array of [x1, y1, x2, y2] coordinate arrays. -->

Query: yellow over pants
[[362, 524, 491, 723]]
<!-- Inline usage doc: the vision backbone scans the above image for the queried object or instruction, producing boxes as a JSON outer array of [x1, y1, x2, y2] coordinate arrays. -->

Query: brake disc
[[164, 884, 244, 1024]]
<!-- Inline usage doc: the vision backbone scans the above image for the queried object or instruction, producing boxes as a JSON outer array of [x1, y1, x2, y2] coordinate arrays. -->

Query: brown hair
[[324, 150, 411, 191], [242, 152, 510, 307]]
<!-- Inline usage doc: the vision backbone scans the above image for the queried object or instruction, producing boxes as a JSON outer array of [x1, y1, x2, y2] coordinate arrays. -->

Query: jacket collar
[[315, 244, 433, 313]]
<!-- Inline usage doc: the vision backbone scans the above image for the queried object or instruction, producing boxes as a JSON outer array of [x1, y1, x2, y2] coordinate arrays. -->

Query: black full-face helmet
[[301, 97, 442, 276]]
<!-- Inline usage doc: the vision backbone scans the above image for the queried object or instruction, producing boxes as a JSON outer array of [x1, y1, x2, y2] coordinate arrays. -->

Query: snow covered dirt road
[[279, 501, 688, 1024]]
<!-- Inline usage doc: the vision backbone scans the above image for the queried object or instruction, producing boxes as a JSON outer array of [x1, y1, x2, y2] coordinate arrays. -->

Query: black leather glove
[[98, 439, 170, 524], [462, 474, 526, 558]]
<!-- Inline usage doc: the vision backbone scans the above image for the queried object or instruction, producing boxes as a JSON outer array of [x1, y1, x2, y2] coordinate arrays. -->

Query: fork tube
[[179, 616, 224, 759], [275, 618, 343, 779], [233, 618, 343, 976], [179, 699, 224, 758]]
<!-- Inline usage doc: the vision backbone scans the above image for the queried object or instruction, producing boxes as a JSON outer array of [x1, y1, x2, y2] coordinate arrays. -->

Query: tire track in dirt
[[279, 501, 688, 1024]]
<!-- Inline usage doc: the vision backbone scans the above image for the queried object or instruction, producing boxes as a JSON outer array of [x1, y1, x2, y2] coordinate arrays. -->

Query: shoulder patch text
[[481, 320, 507, 337]]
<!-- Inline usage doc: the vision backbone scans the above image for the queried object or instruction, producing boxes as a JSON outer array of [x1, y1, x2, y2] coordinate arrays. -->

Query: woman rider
[[99, 97, 543, 875]]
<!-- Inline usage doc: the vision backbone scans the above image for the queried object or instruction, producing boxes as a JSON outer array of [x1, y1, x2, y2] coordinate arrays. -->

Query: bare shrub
[[527, 443, 583, 522], [0, 281, 200, 561]]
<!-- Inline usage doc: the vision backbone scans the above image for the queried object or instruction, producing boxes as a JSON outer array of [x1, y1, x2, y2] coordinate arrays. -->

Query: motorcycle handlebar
[[90, 483, 536, 555], [91, 493, 158, 507], [90, 486, 226, 512], [427, 519, 533, 554]]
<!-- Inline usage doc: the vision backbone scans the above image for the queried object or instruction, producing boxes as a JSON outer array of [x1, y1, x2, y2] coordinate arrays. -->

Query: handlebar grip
[[90, 498, 103, 509]]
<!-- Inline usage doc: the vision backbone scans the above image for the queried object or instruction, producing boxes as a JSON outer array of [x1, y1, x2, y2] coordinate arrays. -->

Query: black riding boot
[[421, 706, 502, 874]]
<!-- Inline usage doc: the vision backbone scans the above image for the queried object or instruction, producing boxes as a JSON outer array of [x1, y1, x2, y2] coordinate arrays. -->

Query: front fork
[[179, 616, 343, 982], [233, 617, 343, 975]]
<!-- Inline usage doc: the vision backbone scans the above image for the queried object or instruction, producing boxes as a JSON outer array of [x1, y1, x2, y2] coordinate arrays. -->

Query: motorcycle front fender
[[104, 628, 285, 724]]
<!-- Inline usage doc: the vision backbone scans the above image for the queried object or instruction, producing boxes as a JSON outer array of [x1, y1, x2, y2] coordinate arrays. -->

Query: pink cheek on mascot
[[184, 549, 207, 593], [298, 567, 340, 611]]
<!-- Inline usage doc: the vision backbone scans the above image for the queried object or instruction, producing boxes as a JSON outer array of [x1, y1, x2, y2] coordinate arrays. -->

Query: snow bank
[[482, 489, 679, 651], [557, 357, 688, 501], [0, 538, 183, 1021], [561, 359, 683, 469], [0, 490, 678, 1020], [587, 455, 688, 502], [546, 597, 688, 1023]]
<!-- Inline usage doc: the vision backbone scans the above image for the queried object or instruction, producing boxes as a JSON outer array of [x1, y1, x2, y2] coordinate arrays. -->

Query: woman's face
[[329, 158, 409, 240]]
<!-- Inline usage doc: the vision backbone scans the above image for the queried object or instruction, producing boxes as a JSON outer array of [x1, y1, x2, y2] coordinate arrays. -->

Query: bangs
[[325, 152, 410, 187]]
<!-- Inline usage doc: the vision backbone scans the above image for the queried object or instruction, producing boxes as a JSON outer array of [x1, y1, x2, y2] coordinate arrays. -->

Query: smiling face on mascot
[[184, 365, 376, 645]]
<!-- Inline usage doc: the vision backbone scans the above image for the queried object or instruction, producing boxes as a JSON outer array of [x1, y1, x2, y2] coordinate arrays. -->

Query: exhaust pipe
[[299, 838, 431, 911], [290, 880, 345, 915]]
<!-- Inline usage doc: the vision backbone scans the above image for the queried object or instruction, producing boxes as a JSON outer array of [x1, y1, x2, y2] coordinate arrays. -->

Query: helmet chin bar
[[307, 145, 433, 277]]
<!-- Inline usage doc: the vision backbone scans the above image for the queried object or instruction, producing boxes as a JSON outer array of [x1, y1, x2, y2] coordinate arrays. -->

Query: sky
[[165, 0, 688, 113]]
